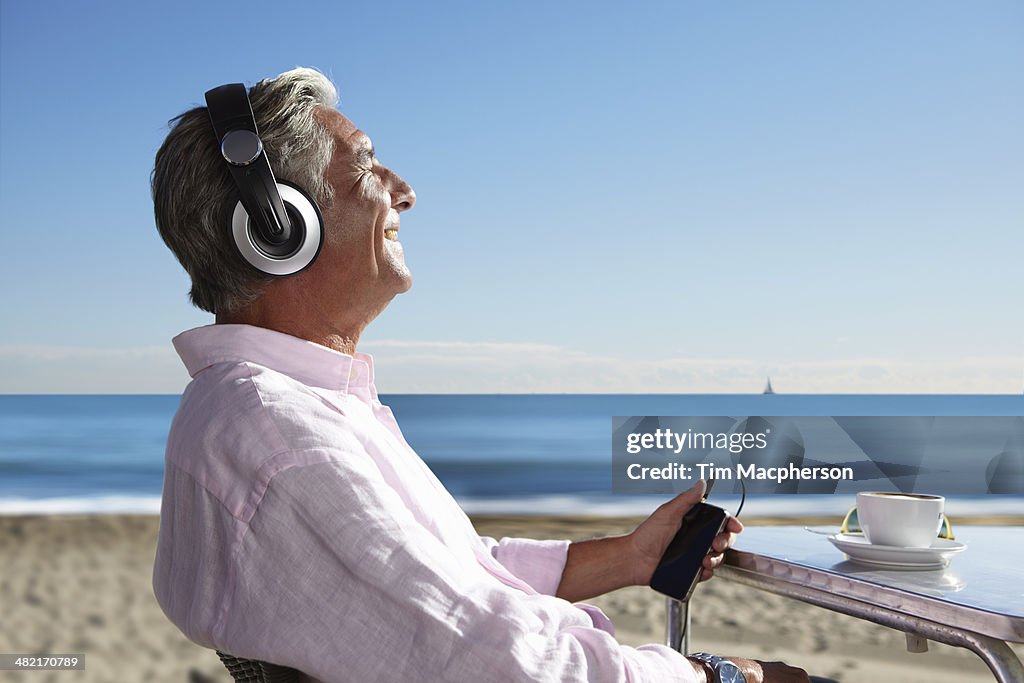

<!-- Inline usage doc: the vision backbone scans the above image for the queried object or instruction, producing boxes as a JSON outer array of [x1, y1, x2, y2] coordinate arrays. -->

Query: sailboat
[[762, 377, 775, 395]]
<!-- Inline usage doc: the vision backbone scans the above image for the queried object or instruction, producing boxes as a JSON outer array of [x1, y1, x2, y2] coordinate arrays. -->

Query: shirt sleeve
[[479, 536, 570, 597], [219, 448, 699, 683]]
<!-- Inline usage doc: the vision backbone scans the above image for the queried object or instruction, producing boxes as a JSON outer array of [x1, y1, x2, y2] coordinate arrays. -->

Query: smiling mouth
[[384, 227, 398, 241]]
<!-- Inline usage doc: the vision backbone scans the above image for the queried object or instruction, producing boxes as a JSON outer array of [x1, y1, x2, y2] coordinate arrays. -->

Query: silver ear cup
[[231, 183, 324, 276]]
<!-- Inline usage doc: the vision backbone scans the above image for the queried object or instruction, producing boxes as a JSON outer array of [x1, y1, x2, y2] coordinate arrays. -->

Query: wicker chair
[[216, 650, 302, 683]]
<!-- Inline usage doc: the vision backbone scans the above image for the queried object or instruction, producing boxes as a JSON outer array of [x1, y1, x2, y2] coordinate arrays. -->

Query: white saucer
[[827, 533, 966, 569]]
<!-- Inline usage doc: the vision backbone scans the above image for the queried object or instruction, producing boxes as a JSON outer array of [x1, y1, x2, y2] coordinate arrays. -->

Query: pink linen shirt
[[152, 324, 695, 682]]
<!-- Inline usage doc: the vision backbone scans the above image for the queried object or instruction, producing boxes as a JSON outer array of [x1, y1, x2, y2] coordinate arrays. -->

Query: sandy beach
[[1, 514, 1021, 683]]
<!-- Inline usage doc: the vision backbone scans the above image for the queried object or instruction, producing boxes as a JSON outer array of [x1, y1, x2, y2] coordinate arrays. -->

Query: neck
[[215, 273, 397, 356], [218, 311, 363, 356], [217, 295, 371, 357]]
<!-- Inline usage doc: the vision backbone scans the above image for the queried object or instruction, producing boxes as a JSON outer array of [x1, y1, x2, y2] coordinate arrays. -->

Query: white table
[[665, 526, 1024, 683]]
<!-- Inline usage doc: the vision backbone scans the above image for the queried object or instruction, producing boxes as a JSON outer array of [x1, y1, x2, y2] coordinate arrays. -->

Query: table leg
[[952, 632, 1024, 683], [665, 597, 690, 654], [718, 565, 1024, 683]]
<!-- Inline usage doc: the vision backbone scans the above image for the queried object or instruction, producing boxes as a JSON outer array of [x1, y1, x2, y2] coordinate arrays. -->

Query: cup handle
[[939, 514, 955, 541], [840, 507, 954, 540], [840, 506, 860, 534]]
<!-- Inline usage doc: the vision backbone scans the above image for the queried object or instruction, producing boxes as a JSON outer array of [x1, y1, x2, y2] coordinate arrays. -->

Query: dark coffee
[[867, 493, 941, 500]]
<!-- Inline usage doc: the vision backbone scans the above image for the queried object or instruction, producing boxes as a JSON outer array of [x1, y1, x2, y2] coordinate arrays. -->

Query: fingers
[[726, 515, 744, 534], [698, 529, 736, 584], [711, 531, 737, 553], [703, 553, 724, 570], [700, 551, 726, 581]]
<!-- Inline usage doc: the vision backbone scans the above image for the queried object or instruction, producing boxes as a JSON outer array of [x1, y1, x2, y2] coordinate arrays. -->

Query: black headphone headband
[[203, 82, 325, 277], [205, 84, 293, 250]]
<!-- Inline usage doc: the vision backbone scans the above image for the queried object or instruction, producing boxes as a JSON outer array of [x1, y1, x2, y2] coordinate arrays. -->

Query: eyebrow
[[355, 137, 375, 164]]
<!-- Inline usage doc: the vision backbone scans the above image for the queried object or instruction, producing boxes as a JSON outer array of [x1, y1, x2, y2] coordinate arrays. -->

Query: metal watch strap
[[689, 652, 719, 681], [689, 652, 746, 683]]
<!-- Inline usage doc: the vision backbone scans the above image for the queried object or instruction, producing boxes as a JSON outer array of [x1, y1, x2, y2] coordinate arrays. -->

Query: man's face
[[311, 108, 416, 312]]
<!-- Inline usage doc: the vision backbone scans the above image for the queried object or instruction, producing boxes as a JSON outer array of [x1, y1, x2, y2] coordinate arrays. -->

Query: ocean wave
[[0, 495, 163, 514], [0, 493, 1018, 517], [457, 494, 1024, 517]]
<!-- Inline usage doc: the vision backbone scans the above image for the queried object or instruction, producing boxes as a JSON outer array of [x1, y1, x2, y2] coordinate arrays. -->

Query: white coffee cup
[[856, 492, 945, 548]]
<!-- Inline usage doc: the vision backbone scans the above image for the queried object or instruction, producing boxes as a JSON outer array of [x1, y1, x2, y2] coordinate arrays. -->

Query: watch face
[[716, 661, 746, 683]]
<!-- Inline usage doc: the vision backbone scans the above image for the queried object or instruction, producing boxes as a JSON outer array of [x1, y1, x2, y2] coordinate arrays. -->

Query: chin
[[378, 267, 412, 297], [394, 274, 413, 294], [387, 256, 413, 291]]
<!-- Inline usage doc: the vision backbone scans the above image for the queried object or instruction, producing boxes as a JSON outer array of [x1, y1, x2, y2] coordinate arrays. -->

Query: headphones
[[205, 83, 324, 276]]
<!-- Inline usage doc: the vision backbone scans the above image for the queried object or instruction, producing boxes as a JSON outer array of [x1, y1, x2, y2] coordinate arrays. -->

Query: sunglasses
[[840, 507, 956, 540]]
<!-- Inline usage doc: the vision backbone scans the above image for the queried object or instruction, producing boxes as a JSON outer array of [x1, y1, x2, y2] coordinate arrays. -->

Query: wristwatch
[[689, 652, 747, 683]]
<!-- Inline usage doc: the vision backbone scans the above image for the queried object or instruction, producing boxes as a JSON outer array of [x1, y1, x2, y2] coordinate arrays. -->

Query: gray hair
[[152, 67, 339, 315]]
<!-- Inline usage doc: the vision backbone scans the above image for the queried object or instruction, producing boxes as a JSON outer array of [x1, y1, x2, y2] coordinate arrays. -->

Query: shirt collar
[[173, 324, 375, 394]]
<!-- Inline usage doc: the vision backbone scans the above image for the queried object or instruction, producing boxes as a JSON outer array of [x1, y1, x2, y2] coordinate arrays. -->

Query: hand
[[627, 480, 744, 586], [690, 657, 811, 683], [736, 658, 812, 683]]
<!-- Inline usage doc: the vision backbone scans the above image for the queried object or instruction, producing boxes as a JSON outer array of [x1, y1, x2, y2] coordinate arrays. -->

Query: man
[[151, 67, 811, 683]]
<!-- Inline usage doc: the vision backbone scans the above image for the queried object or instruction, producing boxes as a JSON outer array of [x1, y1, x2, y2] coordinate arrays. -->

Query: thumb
[[660, 479, 706, 516]]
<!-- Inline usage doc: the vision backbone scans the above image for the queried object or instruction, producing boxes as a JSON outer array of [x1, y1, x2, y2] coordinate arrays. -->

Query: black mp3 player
[[649, 495, 729, 602]]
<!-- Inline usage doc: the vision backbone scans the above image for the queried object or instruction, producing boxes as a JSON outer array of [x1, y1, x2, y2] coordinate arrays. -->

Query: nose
[[384, 167, 416, 212]]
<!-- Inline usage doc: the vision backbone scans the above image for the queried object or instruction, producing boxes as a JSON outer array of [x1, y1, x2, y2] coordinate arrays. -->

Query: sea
[[1, 394, 1022, 518]]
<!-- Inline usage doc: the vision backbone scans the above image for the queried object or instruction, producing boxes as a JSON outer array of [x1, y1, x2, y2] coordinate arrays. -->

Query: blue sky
[[1, 1, 1021, 393]]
